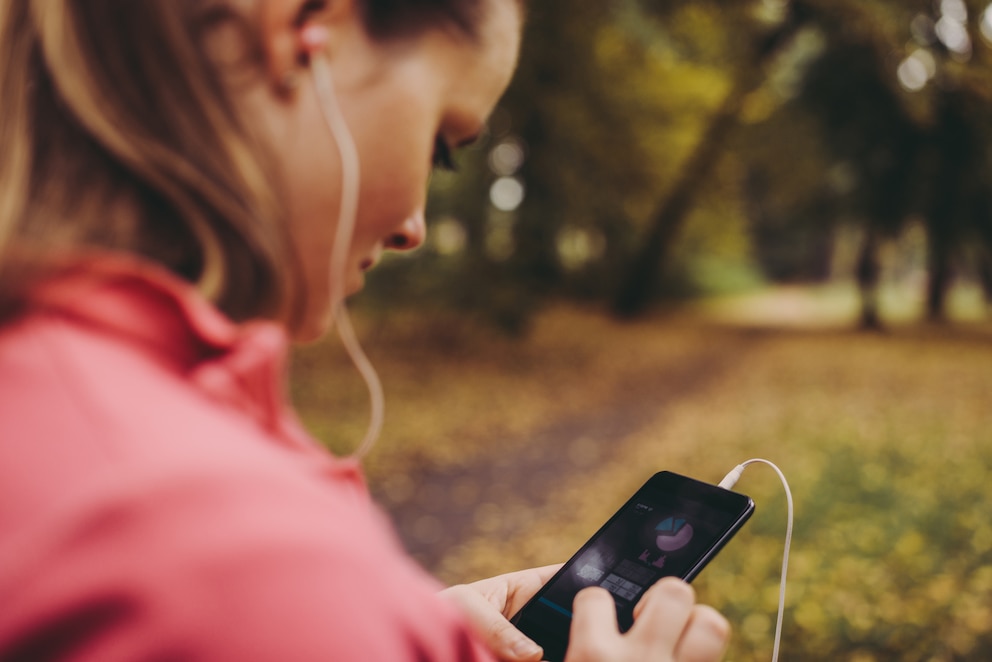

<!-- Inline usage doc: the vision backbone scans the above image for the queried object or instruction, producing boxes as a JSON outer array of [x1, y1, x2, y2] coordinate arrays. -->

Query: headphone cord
[[310, 54, 385, 460], [718, 459, 793, 662]]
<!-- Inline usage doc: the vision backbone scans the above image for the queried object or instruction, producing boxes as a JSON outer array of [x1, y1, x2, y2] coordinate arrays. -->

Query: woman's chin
[[290, 300, 336, 344], [346, 272, 366, 297], [291, 316, 330, 344], [289, 270, 367, 344]]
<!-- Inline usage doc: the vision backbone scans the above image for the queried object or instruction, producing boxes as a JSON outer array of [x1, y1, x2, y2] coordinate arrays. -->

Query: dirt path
[[372, 327, 767, 575]]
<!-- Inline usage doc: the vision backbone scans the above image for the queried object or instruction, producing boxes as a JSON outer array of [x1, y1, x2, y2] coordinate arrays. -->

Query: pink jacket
[[0, 257, 494, 661]]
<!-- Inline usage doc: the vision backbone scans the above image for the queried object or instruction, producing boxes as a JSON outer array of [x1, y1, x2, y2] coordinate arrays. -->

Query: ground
[[291, 287, 992, 661]]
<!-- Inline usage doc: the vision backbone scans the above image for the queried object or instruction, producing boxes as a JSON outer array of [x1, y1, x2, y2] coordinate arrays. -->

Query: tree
[[363, 0, 992, 330], [612, 0, 813, 316]]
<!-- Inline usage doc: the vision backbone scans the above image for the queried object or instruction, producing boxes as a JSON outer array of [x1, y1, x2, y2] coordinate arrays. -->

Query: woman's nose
[[385, 210, 426, 251]]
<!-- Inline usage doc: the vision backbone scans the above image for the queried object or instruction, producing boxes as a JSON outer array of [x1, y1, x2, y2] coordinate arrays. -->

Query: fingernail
[[512, 637, 542, 659]]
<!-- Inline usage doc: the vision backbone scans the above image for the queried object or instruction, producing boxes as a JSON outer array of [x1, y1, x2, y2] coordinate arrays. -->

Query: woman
[[0, 1, 731, 660]]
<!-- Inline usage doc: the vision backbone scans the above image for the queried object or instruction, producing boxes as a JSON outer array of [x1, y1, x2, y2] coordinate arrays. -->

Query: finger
[[673, 605, 731, 662], [531, 563, 564, 584], [503, 564, 565, 616], [628, 578, 696, 650], [567, 587, 621, 659], [487, 617, 545, 662], [443, 585, 544, 661]]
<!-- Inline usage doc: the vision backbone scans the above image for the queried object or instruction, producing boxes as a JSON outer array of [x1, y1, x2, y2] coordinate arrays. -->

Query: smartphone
[[510, 471, 754, 662]]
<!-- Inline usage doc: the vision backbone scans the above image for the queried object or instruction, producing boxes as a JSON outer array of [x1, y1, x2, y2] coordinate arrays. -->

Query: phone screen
[[510, 471, 754, 662]]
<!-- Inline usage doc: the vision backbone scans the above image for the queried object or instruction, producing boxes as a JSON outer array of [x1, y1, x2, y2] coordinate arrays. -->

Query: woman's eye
[[432, 135, 458, 172]]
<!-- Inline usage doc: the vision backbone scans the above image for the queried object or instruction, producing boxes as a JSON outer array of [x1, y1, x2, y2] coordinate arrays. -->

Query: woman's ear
[[257, 0, 353, 97]]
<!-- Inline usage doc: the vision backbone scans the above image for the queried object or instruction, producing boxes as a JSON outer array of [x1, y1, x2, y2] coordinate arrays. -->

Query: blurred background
[[293, 0, 992, 659]]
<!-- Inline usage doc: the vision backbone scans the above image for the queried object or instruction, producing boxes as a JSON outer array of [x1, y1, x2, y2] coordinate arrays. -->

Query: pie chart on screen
[[655, 517, 693, 551]]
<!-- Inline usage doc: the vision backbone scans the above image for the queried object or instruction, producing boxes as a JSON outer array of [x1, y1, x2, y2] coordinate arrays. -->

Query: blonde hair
[[0, 0, 301, 324]]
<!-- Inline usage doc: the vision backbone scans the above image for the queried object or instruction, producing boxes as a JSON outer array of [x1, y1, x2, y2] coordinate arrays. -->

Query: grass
[[291, 291, 992, 661]]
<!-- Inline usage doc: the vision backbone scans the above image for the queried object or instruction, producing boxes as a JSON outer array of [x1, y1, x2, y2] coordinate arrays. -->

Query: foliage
[[360, 0, 992, 329], [365, 0, 758, 327], [688, 328, 992, 660]]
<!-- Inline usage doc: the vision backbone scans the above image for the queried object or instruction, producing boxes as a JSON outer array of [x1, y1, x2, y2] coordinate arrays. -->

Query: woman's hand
[[443, 569, 729, 662], [566, 578, 730, 662], [440, 564, 562, 661]]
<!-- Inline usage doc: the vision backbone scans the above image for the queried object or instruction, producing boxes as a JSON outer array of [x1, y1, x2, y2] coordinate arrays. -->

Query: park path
[[371, 326, 768, 576]]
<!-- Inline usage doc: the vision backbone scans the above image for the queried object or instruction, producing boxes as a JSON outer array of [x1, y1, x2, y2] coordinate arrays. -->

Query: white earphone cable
[[310, 54, 384, 460], [719, 459, 793, 662]]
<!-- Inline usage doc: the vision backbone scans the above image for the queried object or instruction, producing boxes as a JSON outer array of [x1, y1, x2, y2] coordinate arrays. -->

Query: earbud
[[300, 23, 329, 61], [278, 22, 328, 94]]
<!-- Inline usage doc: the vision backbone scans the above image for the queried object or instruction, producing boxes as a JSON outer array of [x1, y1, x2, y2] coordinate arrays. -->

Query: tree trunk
[[855, 229, 882, 330], [611, 5, 811, 318], [925, 225, 953, 323]]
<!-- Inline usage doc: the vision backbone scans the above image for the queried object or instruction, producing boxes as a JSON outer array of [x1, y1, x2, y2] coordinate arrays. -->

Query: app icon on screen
[[639, 515, 694, 568]]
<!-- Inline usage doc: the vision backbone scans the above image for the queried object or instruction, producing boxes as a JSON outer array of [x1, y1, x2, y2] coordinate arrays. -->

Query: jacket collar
[[28, 254, 357, 476], [31, 255, 246, 372]]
